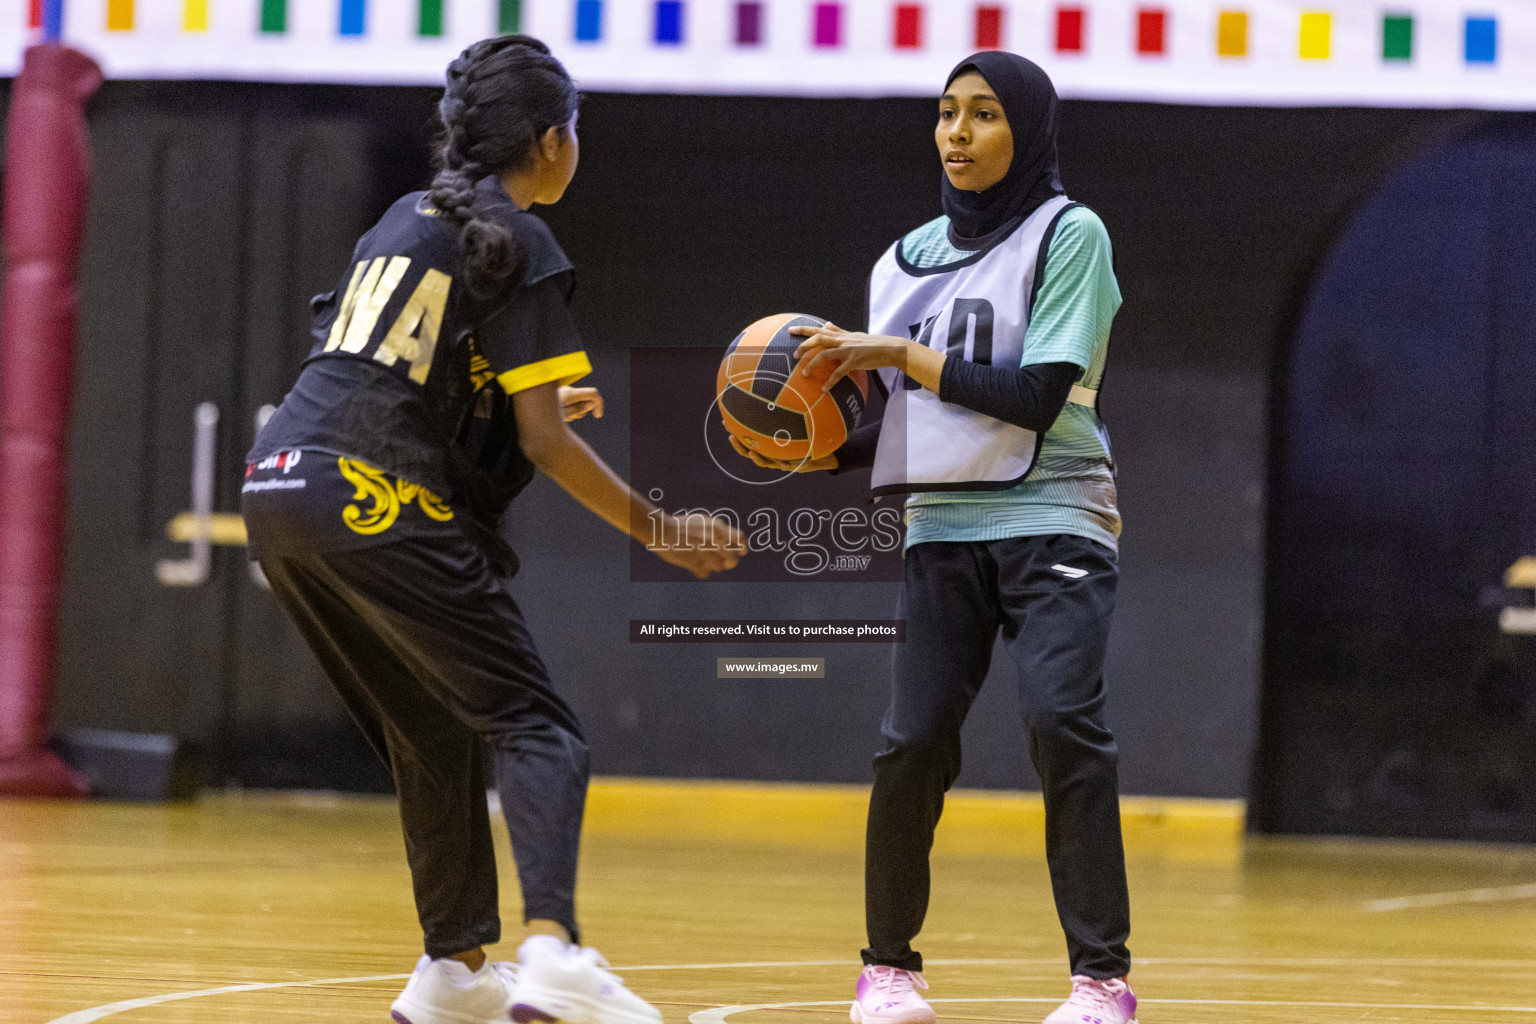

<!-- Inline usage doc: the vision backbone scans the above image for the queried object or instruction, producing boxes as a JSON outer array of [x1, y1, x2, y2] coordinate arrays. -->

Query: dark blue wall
[[1256, 117, 1536, 841]]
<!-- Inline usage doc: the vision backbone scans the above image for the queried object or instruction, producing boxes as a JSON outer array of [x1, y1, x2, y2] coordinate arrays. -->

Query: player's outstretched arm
[[514, 381, 747, 578]]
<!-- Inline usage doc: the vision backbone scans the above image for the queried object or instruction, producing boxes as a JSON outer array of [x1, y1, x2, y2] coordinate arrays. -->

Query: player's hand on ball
[[790, 322, 910, 392], [558, 385, 603, 421], [728, 435, 838, 473], [650, 513, 748, 579]]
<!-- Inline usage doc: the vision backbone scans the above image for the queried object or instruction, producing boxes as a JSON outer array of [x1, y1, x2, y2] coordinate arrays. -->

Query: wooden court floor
[[4, 785, 1536, 1024]]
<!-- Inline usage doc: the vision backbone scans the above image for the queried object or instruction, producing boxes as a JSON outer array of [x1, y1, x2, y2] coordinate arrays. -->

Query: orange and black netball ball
[[716, 313, 869, 463]]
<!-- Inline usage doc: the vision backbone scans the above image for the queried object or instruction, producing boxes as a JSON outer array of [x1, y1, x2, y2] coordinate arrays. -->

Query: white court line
[[625, 961, 891, 971], [636, 956, 1536, 969], [44, 974, 410, 1024], [688, 996, 1536, 1024], [42, 957, 1536, 1024], [1365, 881, 1536, 912], [933, 956, 1536, 969]]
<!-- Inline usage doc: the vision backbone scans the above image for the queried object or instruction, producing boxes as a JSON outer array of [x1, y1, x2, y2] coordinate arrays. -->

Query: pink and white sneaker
[[1041, 976, 1138, 1024], [850, 965, 936, 1024]]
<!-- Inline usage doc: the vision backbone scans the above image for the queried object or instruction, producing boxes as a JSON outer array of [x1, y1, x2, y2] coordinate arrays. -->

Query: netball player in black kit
[[243, 36, 744, 1024]]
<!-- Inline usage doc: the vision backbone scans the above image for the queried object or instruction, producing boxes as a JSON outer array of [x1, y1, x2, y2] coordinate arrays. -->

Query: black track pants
[[260, 538, 589, 958], [863, 534, 1131, 979]]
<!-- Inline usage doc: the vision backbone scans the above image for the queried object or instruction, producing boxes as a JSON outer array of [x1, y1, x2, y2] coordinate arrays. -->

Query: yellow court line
[[584, 777, 1245, 862]]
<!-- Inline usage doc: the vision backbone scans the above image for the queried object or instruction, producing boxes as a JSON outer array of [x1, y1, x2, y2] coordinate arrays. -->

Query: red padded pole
[[0, 45, 102, 797]]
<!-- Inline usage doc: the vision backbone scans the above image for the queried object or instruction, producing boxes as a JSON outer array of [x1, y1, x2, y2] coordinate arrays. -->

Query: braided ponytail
[[430, 35, 578, 299]]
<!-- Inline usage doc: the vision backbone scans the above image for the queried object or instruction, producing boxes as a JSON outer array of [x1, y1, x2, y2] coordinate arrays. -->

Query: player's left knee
[[487, 720, 589, 767], [564, 729, 592, 779], [1027, 707, 1115, 751]]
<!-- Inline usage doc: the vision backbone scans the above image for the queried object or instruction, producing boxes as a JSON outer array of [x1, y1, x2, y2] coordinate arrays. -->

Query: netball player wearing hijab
[[243, 36, 745, 1024], [734, 52, 1135, 1024]]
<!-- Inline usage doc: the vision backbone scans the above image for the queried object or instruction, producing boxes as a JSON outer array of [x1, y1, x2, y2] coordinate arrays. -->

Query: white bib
[[867, 195, 1091, 496]]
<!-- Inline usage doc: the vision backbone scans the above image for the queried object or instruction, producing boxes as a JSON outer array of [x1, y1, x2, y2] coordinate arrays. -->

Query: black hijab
[[941, 51, 1064, 241]]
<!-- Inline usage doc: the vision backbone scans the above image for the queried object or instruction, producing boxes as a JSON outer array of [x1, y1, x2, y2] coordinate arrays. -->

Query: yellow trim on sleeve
[[497, 350, 592, 395]]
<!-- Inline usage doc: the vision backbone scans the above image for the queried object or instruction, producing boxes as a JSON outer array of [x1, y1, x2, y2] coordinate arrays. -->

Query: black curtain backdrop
[[0, 79, 1489, 805]]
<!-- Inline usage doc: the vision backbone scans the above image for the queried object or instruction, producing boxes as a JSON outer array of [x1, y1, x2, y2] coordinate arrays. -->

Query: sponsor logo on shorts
[[252, 449, 305, 474], [245, 450, 309, 492], [242, 477, 307, 493]]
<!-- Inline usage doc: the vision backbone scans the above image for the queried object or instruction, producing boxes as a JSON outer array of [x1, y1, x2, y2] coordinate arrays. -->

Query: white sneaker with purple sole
[[390, 954, 518, 1024], [1040, 976, 1138, 1024], [850, 965, 936, 1024], [509, 935, 662, 1024]]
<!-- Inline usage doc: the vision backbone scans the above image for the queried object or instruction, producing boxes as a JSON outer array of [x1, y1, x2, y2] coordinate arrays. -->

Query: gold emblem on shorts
[[397, 479, 455, 522], [338, 457, 454, 535]]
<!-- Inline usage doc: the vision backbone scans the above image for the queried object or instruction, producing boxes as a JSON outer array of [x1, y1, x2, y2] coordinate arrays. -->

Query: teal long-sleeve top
[[896, 205, 1123, 552]]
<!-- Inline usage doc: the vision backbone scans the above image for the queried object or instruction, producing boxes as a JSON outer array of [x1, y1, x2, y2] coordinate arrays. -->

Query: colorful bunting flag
[[420, 0, 444, 37], [575, 0, 600, 41], [736, 1, 764, 45], [106, 0, 133, 32], [10, 1, 1531, 109], [1466, 16, 1497, 63], [1137, 7, 1166, 55], [1056, 6, 1085, 53], [1383, 14, 1413, 61], [184, 0, 209, 32], [813, 3, 840, 47], [500, 0, 522, 33], [894, 4, 921, 50], [1216, 9, 1248, 57], [260, 0, 286, 33], [339, 0, 366, 37], [1299, 11, 1330, 60], [974, 5, 1003, 49], [655, 0, 682, 44]]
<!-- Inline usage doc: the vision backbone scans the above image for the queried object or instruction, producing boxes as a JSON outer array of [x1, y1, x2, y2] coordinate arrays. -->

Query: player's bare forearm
[[903, 340, 945, 393], [514, 381, 745, 578], [514, 381, 654, 540], [531, 430, 655, 540]]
